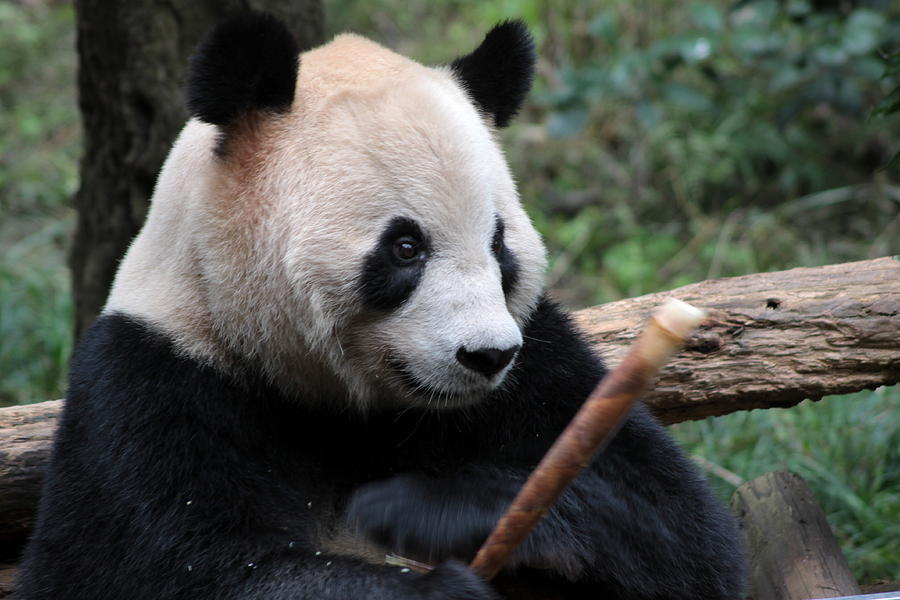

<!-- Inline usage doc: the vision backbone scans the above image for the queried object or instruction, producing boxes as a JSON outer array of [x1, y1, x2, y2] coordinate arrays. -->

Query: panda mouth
[[389, 361, 486, 409]]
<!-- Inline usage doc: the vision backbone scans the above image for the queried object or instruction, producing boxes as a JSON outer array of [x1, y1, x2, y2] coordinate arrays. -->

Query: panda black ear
[[450, 20, 535, 128], [186, 11, 299, 127]]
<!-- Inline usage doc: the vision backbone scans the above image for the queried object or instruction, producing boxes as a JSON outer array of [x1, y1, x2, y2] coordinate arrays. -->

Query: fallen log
[[575, 256, 900, 423], [0, 563, 15, 598], [0, 257, 898, 552], [0, 401, 61, 555]]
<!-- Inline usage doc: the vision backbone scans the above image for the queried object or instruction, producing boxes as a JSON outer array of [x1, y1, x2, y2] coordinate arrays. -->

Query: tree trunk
[[70, 0, 323, 337], [2, 258, 898, 552], [730, 471, 860, 600]]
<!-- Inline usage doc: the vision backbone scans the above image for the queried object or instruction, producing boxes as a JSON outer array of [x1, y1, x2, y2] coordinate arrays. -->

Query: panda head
[[106, 13, 547, 411]]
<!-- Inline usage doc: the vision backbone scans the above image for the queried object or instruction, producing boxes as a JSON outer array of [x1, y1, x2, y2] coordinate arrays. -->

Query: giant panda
[[18, 13, 747, 600]]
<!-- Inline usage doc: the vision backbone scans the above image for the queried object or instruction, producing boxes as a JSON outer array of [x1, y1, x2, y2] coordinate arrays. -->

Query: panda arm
[[515, 299, 747, 599], [16, 315, 499, 600], [348, 415, 746, 599], [518, 406, 748, 599], [349, 298, 747, 599]]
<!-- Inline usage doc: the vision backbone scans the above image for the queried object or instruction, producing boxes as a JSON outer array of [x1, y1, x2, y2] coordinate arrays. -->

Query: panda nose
[[456, 345, 520, 378]]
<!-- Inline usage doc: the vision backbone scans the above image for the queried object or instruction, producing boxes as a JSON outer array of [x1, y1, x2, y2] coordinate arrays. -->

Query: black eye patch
[[492, 217, 519, 296], [359, 217, 429, 311]]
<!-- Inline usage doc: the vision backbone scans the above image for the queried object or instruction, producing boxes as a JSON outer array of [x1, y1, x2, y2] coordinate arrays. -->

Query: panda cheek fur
[[383, 274, 524, 404]]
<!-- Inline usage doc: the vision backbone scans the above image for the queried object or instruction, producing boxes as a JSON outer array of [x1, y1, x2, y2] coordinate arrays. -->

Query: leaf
[[853, 56, 886, 80], [635, 100, 662, 129], [731, 0, 778, 28], [587, 12, 617, 42], [872, 85, 900, 117], [769, 64, 803, 93], [732, 28, 781, 57], [881, 150, 900, 174], [882, 52, 900, 79], [835, 78, 865, 113], [690, 3, 723, 32], [842, 9, 886, 56], [814, 45, 848, 67], [786, 0, 812, 17], [679, 35, 713, 62], [661, 82, 713, 112], [547, 107, 589, 138]]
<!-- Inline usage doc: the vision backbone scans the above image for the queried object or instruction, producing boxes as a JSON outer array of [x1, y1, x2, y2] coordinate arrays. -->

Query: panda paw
[[346, 472, 499, 562], [415, 560, 500, 600]]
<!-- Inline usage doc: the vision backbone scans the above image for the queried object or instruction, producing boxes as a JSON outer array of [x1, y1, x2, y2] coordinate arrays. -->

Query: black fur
[[451, 21, 536, 128], [492, 217, 519, 296], [359, 217, 429, 311], [186, 12, 299, 127], [18, 301, 747, 599]]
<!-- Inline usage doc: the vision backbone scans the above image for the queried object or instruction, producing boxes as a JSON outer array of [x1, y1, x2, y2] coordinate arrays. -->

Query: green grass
[[0, 0, 897, 583], [672, 385, 900, 583]]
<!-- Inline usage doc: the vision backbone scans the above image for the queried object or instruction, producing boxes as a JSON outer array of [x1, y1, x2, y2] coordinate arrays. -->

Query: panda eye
[[491, 235, 503, 256], [393, 236, 423, 263], [491, 221, 505, 256]]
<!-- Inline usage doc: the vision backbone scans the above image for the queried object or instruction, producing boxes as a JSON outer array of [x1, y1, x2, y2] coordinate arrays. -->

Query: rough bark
[[730, 471, 860, 600], [574, 256, 900, 424], [0, 401, 62, 559], [0, 563, 14, 598], [70, 0, 323, 336], [1, 258, 898, 552]]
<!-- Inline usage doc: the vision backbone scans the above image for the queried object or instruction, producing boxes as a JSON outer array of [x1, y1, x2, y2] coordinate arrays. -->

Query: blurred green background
[[1, 0, 897, 583]]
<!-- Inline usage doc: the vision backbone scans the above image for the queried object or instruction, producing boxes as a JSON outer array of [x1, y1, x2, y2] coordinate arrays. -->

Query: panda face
[[105, 26, 546, 411], [272, 52, 546, 408], [355, 214, 524, 407], [353, 213, 524, 408]]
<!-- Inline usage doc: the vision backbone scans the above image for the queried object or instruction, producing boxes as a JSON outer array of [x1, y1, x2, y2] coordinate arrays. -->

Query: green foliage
[[0, 219, 73, 406], [874, 49, 900, 170], [541, 1, 896, 176], [672, 385, 900, 582], [0, 2, 79, 214], [0, 2, 78, 406], [516, 0, 900, 304]]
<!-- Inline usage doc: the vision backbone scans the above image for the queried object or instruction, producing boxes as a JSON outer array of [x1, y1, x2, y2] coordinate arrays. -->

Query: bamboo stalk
[[469, 299, 706, 581]]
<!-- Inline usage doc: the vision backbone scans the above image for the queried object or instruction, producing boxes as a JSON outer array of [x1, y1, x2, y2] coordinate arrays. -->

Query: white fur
[[105, 34, 547, 410]]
